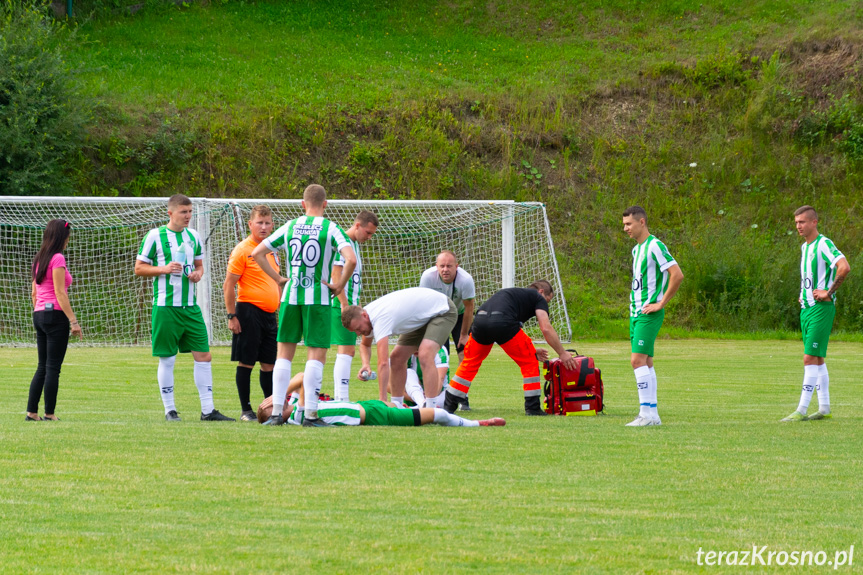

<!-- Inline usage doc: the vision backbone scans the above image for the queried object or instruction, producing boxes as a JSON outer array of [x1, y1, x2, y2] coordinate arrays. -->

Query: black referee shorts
[[231, 302, 278, 365], [444, 312, 466, 355]]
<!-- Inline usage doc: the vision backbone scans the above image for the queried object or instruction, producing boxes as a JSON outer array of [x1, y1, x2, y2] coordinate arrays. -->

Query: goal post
[[0, 197, 571, 346]]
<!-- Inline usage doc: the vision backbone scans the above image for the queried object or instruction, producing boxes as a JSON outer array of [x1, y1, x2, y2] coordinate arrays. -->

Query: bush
[[838, 121, 863, 162], [0, 1, 89, 194], [795, 93, 863, 162]]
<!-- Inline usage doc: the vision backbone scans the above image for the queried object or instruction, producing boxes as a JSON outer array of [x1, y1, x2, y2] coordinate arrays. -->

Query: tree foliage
[[0, 1, 89, 194]]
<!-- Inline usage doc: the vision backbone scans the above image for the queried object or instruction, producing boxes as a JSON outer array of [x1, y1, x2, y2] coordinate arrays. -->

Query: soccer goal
[[0, 197, 571, 346]]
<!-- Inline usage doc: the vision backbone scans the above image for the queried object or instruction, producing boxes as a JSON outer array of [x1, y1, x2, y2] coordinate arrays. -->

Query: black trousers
[[470, 311, 521, 346], [444, 312, 466, 355], [27, 310, 70, 415]]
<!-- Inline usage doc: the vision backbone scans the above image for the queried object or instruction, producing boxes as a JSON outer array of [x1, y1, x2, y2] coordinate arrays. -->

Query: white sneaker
[[626, 415, 661, 427]]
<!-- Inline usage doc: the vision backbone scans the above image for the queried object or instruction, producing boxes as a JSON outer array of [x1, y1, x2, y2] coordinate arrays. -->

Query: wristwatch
[[227, 313, 237, 319]]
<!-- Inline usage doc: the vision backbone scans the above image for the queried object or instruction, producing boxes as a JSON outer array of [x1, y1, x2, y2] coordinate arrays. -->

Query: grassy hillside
[[45, 1, 863, 334]]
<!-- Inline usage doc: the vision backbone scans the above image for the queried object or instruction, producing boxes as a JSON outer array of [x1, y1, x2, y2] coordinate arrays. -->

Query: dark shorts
[[231, 302, 278, 365], [470, 311, 521, 346], [444, 313, 465, 355]]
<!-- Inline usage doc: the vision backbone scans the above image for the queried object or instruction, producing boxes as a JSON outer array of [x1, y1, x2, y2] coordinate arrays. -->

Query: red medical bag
[[543, 351, 604, 416]]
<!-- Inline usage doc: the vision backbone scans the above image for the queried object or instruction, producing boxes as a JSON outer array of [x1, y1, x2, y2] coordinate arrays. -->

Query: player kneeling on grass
[[257, 372, 504, 427], [404, 348, 450, 409]]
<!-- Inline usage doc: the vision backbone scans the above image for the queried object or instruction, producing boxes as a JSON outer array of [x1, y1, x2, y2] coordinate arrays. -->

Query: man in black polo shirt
[[443, 280, 576, 415]]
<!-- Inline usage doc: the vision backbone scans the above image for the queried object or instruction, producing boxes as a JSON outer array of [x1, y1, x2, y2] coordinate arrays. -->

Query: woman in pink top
[[27, 219, 83, 421]]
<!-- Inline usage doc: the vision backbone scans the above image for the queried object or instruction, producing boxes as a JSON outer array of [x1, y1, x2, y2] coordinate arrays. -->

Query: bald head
[[436, 250, 458, 284]]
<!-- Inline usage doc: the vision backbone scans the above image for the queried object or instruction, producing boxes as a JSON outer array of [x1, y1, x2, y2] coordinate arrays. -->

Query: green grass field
[[2, 341, 861, 573]]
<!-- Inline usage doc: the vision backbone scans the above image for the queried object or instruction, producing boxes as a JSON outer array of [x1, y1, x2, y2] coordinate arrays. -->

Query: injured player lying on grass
[[256, 372, 504, 427]]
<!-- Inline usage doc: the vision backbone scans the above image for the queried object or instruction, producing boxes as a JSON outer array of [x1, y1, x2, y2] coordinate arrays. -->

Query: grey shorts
[[396, 299, 458, 348]]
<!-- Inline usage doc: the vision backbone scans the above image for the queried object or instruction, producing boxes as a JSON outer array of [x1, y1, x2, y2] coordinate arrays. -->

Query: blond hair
[[341, 305, 364, 330], [249, 204, 273, 220]]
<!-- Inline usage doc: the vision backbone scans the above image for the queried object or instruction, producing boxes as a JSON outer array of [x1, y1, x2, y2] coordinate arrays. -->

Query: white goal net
[[0, 197, 570, 346]]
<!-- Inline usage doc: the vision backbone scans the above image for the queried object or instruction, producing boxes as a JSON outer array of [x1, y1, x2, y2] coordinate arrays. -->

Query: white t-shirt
[[419, 266, 476, 314], [365, 288, 451, 343]]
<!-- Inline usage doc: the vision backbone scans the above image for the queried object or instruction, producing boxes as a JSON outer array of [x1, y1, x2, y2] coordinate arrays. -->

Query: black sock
[[259, 370, 273, 399], [236, 366, 253, 412]]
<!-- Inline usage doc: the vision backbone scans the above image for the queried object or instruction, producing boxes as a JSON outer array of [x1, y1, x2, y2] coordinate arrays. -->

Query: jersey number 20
[[289, 238, 321, 268]]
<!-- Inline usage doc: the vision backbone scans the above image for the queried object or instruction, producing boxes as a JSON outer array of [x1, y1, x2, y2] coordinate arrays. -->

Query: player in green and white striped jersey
[[257, 372, 505, 427], [134, 194, 234, 422], [405, 346, 450, 408], [330, 211, 379, 402], [622, 206, 684, 427], [251, 185, 356, 427], [782, 205, 850, 423]]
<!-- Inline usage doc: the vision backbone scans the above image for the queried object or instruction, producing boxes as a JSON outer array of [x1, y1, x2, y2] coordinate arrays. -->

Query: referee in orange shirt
[[224, 205, 282, 421]]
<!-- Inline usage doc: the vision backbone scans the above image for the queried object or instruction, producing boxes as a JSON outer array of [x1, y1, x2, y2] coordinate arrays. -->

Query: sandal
[[25, 414, 43, 421]]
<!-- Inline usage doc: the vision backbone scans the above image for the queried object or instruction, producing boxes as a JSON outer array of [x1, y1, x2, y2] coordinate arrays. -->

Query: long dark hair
[[32, 219, 71, 285]]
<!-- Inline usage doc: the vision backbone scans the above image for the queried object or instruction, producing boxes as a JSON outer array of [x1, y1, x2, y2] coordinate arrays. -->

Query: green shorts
[[629, 309, 665, 356], [801, 303, 835, 358], [151, 305, 209, 357], [330, 304, 358, 346], [277, 302, 331, 348], [359, 400, 420, 427]]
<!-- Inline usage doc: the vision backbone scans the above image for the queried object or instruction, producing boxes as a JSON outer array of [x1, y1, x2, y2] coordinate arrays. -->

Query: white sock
[[333, 353, 353, 402], [816, 364, 830, 414], [194, 361, 214, 415], [797, 365, 819, 414], [405, 372, 425, 406], [271, 358, 292, 416], [391, 396, 404, 407], [648, 366, 658, 418], [424, 397, 437, 408], [157, 355, 177, 413], [434, 390, 446, 409], [432, 408, 479, 427], [634, 366, 651, 418], [303, 359, 324, 418]]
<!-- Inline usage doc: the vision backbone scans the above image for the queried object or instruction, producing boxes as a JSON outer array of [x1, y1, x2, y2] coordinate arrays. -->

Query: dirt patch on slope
[[784, 39, 861, 102]]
